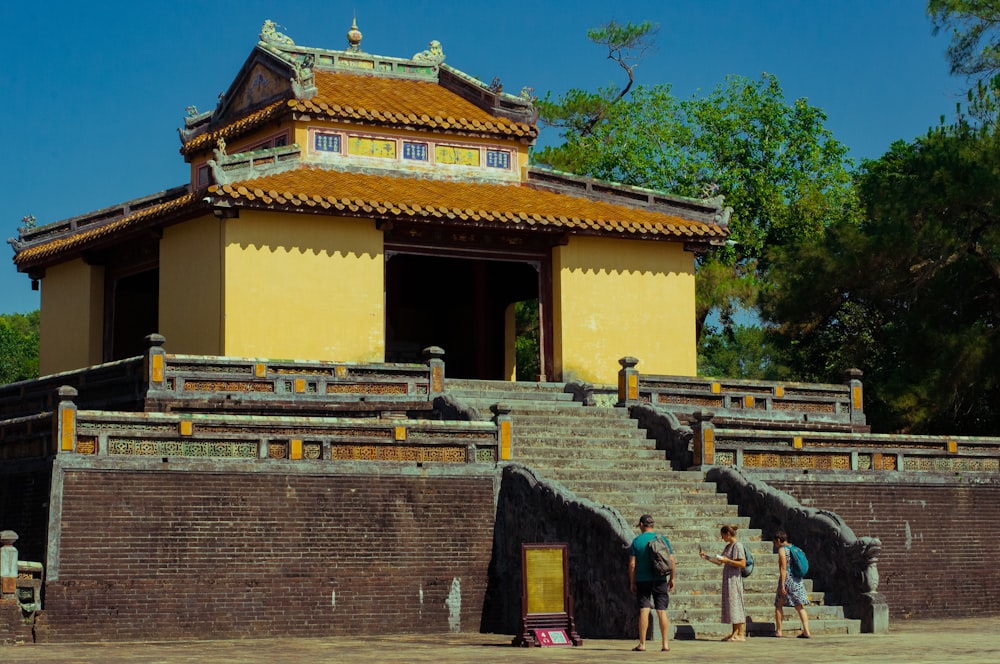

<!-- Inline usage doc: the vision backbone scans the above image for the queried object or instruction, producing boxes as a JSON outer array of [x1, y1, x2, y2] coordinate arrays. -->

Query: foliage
[[929, 0, 1000, 82], [762, 122, 1000, 434], [536, 39, 858, 377], [0, 310, 40, 384], [514, 300, 540, 381], [697, 323, 788, 380]]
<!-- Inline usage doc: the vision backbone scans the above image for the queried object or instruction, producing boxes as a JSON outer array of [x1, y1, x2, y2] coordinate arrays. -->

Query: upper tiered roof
[[179, 19, 537, 158]]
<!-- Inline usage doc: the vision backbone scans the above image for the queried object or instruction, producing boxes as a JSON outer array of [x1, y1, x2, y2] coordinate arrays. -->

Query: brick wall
[[38, 457, 496, 642], [767, 475, 1000, 620]]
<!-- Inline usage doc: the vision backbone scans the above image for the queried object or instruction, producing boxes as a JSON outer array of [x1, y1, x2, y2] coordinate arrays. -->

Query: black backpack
[[647, 534, 674, 577]]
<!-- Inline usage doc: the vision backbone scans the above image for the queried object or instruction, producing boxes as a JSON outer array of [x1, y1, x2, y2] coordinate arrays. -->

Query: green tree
[[762, 121, 1000, 434], [0, 310, 40, 384], [535, 23, 858, 375], [929, 0, 1000, 82]]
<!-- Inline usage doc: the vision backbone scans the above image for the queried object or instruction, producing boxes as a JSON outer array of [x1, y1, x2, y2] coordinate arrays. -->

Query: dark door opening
[[105, 268, 159, 362], [385, 253, 541, 380]]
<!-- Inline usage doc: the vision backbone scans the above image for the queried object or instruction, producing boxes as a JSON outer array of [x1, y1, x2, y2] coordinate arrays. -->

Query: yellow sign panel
[[435, 145, 480, 166], [348, 136, 397, 159], [525, 547, 566, 614]]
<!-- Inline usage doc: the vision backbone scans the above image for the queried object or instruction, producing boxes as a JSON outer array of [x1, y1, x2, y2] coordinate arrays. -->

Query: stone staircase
[[447, 378, 862, 639]]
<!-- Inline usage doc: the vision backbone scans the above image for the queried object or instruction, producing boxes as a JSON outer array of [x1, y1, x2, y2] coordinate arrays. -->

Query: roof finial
[[347, 16, 363, 52]]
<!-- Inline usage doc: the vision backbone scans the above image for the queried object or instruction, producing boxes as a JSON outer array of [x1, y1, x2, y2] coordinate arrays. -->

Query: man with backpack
[[628, 514, 675, 652], [773, 531, 812, 638]]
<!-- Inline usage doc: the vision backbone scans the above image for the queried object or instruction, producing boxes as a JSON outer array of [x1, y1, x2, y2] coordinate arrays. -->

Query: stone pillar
[[860, 591, 890, 634], [145, 333, 168, 392], [844, 368, 865, 427], [56, 385, 79, 454], [0, 530, 17, 600], [691, 410, 716, 468], [423, 346, 446, 397], [491, 403, 513, 461], [617, 356, 640, 406]]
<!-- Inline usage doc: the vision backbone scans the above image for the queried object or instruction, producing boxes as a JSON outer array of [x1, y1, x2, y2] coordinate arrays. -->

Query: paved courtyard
[[1, 617, 996, 663]]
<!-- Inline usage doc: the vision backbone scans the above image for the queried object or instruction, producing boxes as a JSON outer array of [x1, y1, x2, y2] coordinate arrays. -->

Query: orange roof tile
[[181, 71, 537, 157], [295, 71, 536, 138], [15, 168, 725, 269], [14, 193, 201, 267], [208, 168, 724, 239]]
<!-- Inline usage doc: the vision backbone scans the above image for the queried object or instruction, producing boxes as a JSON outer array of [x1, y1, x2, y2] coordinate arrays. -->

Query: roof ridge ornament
[[347, 17, 363, 52], [412, 40, 445, 65], [260, 19, 294, 47]]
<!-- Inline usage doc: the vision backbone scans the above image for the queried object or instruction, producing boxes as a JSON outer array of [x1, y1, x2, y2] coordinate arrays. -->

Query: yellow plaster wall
[[38, 259, 104, 375], [159, 215, 223, 355], [552, 236, 696, 385], [221, 210, 384, 361]]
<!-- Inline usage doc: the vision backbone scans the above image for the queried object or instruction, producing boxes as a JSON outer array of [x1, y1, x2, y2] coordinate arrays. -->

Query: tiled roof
[[14, 192, 201, 267], [206, 167, 725, 239], [181, 71, 537, 157], [294, 71, 536, 138], [14, 168, 725, 269], [181, 100, 290, 156]]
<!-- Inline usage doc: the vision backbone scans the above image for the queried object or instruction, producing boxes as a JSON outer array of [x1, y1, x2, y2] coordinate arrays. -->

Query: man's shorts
[[636, 579, 670, 610]]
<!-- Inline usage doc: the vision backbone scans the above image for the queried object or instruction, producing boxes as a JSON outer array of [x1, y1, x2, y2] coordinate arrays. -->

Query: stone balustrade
[[617, 357, 866, 430], [691, 414, 1000, 473]]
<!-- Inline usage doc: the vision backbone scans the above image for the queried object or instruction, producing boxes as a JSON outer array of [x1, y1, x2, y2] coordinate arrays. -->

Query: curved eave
[[204, 173, 727, 244], [180, 100, 538, 160], [13, 193, 205, 272]]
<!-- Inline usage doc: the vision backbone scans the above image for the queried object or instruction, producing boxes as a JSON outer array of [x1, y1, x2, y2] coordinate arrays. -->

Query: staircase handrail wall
[[628, 403, 694, 470], [705, 466, 887, 633], [482, 464, 638, 639]]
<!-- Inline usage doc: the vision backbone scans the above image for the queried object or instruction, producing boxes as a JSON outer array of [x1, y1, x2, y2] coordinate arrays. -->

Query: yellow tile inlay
[[255, 363, 267, 378], [394, 426, 407, 441], [295, 378, 306, 393], [60, 408, 76, 451], [290, 439, 303, 460], [792, 436, 803, 449], [180, 421, 193, 436], [711, 383, 721, 394], [151, 354, 164, 383]]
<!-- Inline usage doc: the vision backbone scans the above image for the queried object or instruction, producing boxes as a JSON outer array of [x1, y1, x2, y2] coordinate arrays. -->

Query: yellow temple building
[[11, 19, 730, 385]]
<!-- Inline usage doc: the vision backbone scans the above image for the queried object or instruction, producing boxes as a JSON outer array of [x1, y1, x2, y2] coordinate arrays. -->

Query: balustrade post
[[423, 346, 446, 398], [56, 385, 79, 455], [618, 356, 640, 406], [844, 368, 865, 427], [491, 403, 513, 461], [0, 530, 17, 600], [145, 333, 168, 395], [691, 410, 716, 468]]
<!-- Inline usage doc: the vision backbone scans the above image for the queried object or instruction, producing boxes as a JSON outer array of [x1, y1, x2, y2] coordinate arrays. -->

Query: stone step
[[514, 424, 647, 439], [510, 408, 635, 421], [513, 447, 661, 461], [447, 389, 577, 403], [548, 476, 719, 491], [446, 379, 569, 394], [535, 469, 706, 483], [513, 457, 668, 471], [669, 617, 861, 640], [668, 603, 847, 624]]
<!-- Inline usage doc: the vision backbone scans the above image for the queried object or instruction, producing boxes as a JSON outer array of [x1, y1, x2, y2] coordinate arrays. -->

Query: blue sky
[[1, 1, 965, 315]]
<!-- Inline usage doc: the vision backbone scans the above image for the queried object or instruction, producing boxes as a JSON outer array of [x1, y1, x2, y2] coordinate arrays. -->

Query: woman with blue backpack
[[773, 531, 812, 638]]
